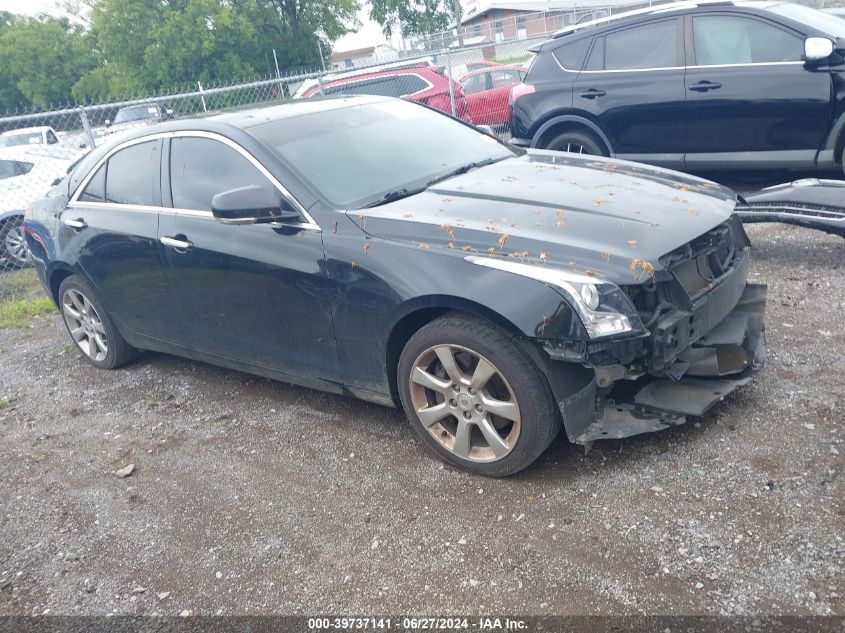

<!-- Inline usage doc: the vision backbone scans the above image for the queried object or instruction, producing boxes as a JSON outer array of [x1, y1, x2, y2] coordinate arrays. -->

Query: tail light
[[509, 83, 535, 105]]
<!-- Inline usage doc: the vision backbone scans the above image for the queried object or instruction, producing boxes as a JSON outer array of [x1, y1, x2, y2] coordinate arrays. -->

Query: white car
[[1, 146, 73, 268], [0, 126, 85, 161]]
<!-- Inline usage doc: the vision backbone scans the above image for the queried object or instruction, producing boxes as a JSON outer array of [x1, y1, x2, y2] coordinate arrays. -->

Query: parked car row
[[293, 59, 526, 128]]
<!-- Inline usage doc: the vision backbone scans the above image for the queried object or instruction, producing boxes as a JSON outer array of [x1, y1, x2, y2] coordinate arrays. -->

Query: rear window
[[324, 74, 429, 98], [603, 19, 680, 70], [0, 159, 33, 180], [552, 37, 593, 71]]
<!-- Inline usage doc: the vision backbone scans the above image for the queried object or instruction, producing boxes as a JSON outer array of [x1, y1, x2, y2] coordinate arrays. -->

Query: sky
[[0, 0, 63, 14], [0, 0, 391, 53]]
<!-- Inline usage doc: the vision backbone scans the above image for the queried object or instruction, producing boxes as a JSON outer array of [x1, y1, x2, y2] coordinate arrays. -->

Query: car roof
[[212, 95, 390, 128], [0, 145, 68, 162], [0, 126, 50, 136], [551, 0, 785, 38]]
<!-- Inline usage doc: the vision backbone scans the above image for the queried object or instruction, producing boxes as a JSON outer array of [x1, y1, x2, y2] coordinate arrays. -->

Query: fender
[[531, 114, 616, 155]]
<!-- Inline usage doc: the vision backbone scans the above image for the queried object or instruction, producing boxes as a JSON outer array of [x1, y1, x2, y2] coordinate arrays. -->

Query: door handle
[[579, 89, 607, 99], [160, 235, 193, 250], [62, 217, 87, 230], [688, 81, 722, 92]]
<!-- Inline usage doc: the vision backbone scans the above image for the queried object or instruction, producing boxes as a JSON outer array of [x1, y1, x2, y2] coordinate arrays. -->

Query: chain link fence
[[0, 7, 622, 304]]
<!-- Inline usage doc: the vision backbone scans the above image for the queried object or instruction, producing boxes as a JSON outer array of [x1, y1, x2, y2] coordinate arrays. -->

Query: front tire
[[58, 275, 138, 369], [545, 129, 607, 156], [398, 313, 560, 477]]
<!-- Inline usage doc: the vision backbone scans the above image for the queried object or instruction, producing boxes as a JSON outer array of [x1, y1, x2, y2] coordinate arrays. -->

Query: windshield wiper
[[359, 156, 509, 209], [425, 156, 509, 188], [360, 185, 428, 209]]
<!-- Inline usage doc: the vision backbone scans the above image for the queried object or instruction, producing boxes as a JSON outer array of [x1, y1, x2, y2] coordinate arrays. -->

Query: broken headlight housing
[[465, 256, 645, 340]]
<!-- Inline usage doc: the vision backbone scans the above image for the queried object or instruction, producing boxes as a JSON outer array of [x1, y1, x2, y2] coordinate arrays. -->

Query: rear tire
[[545, 129, 607, 156], [398, 312, 560, 477], [58, 275, 139, 370], [0, 216, 29, 269]]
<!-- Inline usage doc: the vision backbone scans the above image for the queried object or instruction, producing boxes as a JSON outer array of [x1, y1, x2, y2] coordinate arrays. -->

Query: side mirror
[[104, 119, 111, 127], [211, 185, 301, 225], [805, 36, 834, 62]]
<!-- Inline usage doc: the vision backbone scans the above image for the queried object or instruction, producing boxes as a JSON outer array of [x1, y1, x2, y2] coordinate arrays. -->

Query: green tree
[[72, 0, 358, 101], [0, 14, 98, 111], [369, 0, 456, 39]]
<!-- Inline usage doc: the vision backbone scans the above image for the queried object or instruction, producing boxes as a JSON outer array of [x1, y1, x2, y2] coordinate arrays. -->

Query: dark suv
[[510, 1, 845, 173]]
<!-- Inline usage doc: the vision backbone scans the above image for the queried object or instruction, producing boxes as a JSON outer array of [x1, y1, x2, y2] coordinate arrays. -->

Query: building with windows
[[457, 0, 652, 42], [330, 44, 400, 70]]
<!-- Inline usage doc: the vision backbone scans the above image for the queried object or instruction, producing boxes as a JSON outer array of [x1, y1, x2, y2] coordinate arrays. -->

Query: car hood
[[347, 151, 737, 285]]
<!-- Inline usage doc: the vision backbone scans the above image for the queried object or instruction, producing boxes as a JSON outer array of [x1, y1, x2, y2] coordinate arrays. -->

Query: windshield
[[0, 132, 41, 147], [114, 105, 158, 123], [249, 99, 514, 208], [768, 3, 845, 39]]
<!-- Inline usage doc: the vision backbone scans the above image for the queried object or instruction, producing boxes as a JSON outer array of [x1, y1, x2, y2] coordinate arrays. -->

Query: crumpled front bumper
[[555, 283, 767, 445]]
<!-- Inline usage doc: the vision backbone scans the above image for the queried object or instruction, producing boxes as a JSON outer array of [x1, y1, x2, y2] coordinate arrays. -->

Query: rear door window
[[552, 37, 593, 71], [602, 19, 680, 70], [104, 140, 160, 206], [78, 164, 106, 202]]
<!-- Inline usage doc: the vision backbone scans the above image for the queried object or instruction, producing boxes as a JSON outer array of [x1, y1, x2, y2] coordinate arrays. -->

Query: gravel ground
[[0, 222, 842, 617]]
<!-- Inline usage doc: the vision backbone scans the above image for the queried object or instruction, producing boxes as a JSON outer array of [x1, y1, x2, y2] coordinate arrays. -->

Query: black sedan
[[24, 96, 766, 476]]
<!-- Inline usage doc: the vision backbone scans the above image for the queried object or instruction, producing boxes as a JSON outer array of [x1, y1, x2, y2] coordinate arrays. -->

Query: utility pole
[[316, 38, 327, 71], [452, 0, 464, 47]]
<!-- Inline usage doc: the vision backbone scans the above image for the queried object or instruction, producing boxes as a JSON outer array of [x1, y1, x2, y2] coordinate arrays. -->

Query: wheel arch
[[48, 266, 78, 306], [384, 296, 525, 405], [821, 109, 845, 168], [532, 114, 614, 155]]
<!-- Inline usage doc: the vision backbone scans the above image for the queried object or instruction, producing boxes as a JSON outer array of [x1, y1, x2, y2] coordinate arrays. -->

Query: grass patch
[[0, 269, 55, 328], [0, 268, 42, 302], [0, 296, 55, 328], [0, 394, 17, 409]]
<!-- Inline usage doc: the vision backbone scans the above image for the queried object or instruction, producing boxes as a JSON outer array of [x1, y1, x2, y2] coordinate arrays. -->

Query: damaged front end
[[541, 215, 767, 445]]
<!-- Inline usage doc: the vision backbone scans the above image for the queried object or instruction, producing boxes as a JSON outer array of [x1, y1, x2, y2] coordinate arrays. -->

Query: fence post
[[446, 51, 457, 118], [78, 106, 96, 149], [272, 48, 285, 98], [317, 74, 325, 97], [197, 81, 208, 112]]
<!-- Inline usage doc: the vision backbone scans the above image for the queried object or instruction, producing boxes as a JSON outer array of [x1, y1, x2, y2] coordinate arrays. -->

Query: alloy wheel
[[563, 142, 588, 154], [408, 344, 521, 462], [3, 222, 29, 266], [62, 289, 108, 362]]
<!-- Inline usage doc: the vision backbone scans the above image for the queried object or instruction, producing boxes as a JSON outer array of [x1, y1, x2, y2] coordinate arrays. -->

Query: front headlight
[[465, 255, 645, 340]]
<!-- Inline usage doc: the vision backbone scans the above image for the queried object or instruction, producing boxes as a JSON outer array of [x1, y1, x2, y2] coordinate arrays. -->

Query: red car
[[299, 64, 472, 122], [459, 65, 526, 128]]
